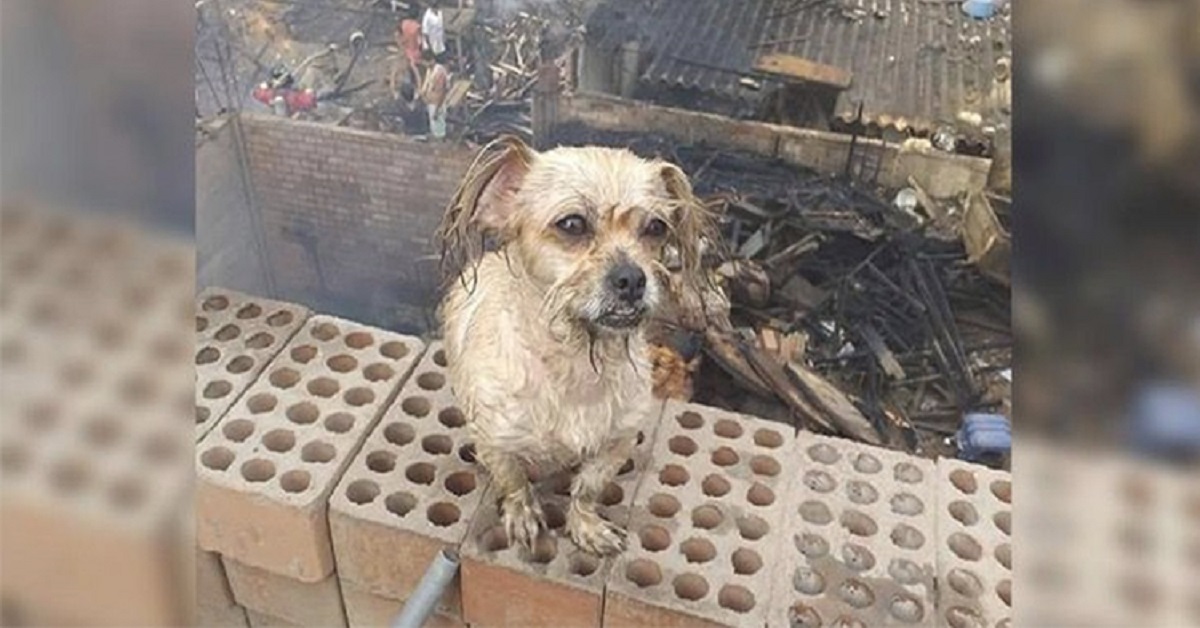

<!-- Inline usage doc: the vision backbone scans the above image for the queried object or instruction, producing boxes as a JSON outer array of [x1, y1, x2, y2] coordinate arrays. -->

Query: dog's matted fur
[[435, 136, 715, 554]]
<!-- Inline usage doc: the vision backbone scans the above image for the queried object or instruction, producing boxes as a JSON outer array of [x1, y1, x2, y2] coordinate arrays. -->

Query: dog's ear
[[659, 163, 718, 297], [436, 135, 534, 286]]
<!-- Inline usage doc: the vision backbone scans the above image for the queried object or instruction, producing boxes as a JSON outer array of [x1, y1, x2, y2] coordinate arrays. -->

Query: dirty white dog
[[436, 136, 714, 554]]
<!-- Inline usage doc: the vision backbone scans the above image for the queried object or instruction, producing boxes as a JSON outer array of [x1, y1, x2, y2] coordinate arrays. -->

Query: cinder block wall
[[237, 114, 476, 332]]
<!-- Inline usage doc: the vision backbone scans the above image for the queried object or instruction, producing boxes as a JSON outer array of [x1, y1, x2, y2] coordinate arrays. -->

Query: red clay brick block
[[223, 556, 347, 627], [329, 343, 485, 618], [197, 315, 424, 582], [340, 579, 466, 628], [604, 401, 794, 627]]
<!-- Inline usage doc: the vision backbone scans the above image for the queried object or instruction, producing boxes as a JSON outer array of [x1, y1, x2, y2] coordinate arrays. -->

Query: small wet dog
[[436, 137, 714, 554]]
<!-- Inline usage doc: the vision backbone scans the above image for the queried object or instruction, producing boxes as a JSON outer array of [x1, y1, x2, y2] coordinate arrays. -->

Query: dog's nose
[[607, 262, 646, 302]]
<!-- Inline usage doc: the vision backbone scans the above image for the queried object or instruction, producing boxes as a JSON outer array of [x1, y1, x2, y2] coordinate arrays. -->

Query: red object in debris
[[251, 84, 317, 114]]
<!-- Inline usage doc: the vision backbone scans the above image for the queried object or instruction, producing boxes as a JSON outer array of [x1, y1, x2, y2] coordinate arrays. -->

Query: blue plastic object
[[1128, 383, 1200, 459], [956, 413, 1011, 463], [961, 0, 1000, 19]]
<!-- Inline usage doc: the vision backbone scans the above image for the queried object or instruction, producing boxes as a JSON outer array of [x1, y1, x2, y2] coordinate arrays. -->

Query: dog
[[436, 136, 715, 554]]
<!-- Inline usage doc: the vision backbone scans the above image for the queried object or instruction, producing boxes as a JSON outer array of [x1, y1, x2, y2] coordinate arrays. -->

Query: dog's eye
[[555, 214, 589, 236], [643, 218, 668, 238]]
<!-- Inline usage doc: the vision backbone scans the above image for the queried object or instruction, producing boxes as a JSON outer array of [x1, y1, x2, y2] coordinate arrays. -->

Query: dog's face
[[439, 137, 713, 334]]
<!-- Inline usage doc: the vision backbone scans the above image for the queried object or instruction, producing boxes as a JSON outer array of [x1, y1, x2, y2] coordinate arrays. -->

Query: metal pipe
[[390, 547, 460, 628]]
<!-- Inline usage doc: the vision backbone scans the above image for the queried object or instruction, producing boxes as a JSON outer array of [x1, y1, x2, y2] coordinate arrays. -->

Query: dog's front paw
[[567, 507, 627, 555], [501, 492, 545, 550]]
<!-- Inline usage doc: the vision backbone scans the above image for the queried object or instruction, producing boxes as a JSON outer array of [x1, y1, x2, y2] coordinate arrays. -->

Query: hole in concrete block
[[307, 377, 340, 398], [227, 355, 254, 374], [267, 310, 294, 327], [438, 407, 466, 428], [417, 372, 445, 390], [141, 432, 180, 464], [215, 324, 240, 342], [890, 492, 925, 516], [599, 482, 623, 506], [840, 510, 878, 537], [459, 443, 477, 463], [0, 443, 29, 476], [324, 412, 355, 433], [196, 316, 208, 332], [838, 578, 875, 609], [894, 461, 924, 483], [945, 606, 985, 628], [311, 322, 339, 341], [364, 363, 395, 382], [649, 494, 681, 518], [841, 543, 876, 571], [427, 502, 460, 527], [701, 474, 730, 497], [747, 482, 775, 506], [718, 584, 754, 613], [949, 500, 980, 526], [891, 523, 925, 549], [201, 446, 234, 471], [995, 543, 1012, 569], [946, 568, 983, 596], [196, 407, 210, 425], [367, 450, 396, 473], [543, 502, 566, 529], [196, 346, 220, 365], [793, 566, 826, 594], [422, 434, 452, 455], [480, 525, 509, 551], [994, 511, 1012, 535], [445, 471, 477, 497], [344, 387, 375, 407], [788, 603, 822, 628], [347, 479, 380, 504], [852, 452, 882, 474], [202, 295, 229, 311], [799, 500, 833, 525], [203, 380, 232, 399], [385, 422, 415, 447], [432, 349, 448, 366], [301, 441, 336, 463], [691, 504, 722, 529], [23, 402, 59, 433], [269, 367, 300, 389], [406, 462, 436, 485], [659, 464, 689, 487], [738, 515, 769, 541], [246, 393, 277, 414], [713, 419, 742, 439], [732, 548, 762, 575], [625, 559, 661, 588], [245, 332, 273, 349], [888, 558, 924, 585], [681, 538, 716, 563], [524, 535, 557, 564], [947, 532, 982, 561], [846, 480, 879, 505], [386, 491, 417, 517], [262, 429, 295, 453], [676, 411, 703, 429], [327, 354, 358, 373], [280, 470, 310, 493], [222, 419, 254, 443], [889, 593, 925, 623], [639, 525, 671, 552], [673, 574, 709, 601], [807, 443, 840, 464], [380, 341, 409, 359], [997, 579, 1012, 607], [290, 345, 317, 363], [402, 397, 431, 417], [345, 332, 373, 349], [711, 447, 738, 467], [667, 436, 697, 457], [753, 428, 783, 448], [991, 479, 1012, 504], [570, 553, 599, 577], [241, 459, 275, 483], [949, 469, 977, 494], [804, 469, 837, 493], [108, 477, 146, 510], [286, 402, 319, 425], [750, 455, 780, 477], [618, 458, 635, 475], [49, 459, 90, 493], [83, 417, 121, 448]]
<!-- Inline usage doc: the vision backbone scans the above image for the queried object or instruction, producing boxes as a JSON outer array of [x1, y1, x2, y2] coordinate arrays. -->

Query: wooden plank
[[753, 53, 852, 89]]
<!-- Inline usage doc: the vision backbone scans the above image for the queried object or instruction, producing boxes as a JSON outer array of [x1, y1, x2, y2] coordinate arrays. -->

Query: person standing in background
[[396, 10, 423, 85], [420, 51, 449, 140], [421, 4, 445, 58]]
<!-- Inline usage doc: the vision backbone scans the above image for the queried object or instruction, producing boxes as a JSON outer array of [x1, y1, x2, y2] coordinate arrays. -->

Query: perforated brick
[[771, 432, 938, 627], [340, 579, 466, 628], [223, 556, 347, 627], [195, 287, 309, 441], [604, 401, 792, 627], [329, 343, 484, 617], [459, 402, 665, 628], [197, 315, 424, 581], [933, 458, 1011, 628]]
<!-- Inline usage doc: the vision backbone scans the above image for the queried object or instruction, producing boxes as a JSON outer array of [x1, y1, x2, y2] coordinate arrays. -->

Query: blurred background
[[1, 0, 1198, 625]]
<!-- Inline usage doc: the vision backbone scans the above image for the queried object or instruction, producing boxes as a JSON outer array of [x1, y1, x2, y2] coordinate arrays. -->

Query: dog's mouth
[[593, 303, 646, 330]]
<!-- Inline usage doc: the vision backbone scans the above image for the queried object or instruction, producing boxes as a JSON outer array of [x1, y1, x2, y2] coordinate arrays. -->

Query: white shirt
[[422, 8, 445, 55]]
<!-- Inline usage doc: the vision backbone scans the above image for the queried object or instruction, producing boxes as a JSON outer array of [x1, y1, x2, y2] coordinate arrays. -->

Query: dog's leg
[[566, 432, 635, 555], [477, 444, 545, 549]]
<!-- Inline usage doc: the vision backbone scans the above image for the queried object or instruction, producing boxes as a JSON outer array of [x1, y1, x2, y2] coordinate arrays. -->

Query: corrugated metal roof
[[586, 0, 1011, 133]]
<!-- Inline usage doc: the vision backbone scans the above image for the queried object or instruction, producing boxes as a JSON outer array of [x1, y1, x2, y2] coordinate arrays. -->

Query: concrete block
[[224, 556, 347, 627], [198, 603, 250, 627], [770, 432, 938, 627], [197, 548, 238, 611], [195, 288, 310, 441], [197, 315, 424, 582], [330, 344, 485, 618], [460, 403, 665, 628], [246, 608, 301, 628], [340, 579, 466, 628], [935, 458, 1012, 628], [604, 401, 793, 627]]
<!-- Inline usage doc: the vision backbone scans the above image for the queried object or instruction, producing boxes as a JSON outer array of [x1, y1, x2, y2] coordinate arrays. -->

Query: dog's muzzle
[[595, 261, 648, 329]]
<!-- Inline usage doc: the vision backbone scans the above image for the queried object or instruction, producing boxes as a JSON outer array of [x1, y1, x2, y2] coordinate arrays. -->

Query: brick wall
[[238, 114, 476, 332], [554, 91, 992, 197]]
